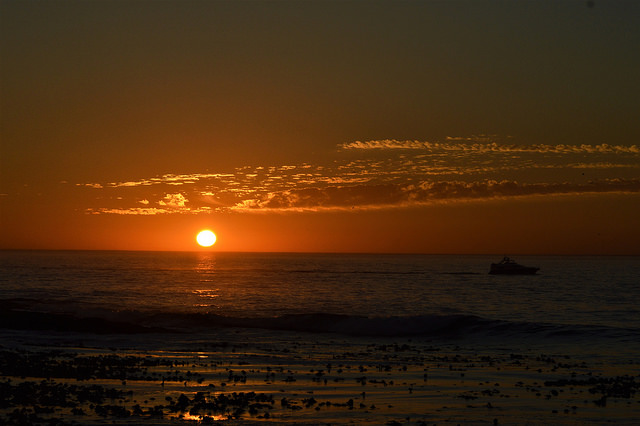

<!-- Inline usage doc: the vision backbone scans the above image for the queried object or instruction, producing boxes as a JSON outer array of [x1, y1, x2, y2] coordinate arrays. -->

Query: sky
[[1, 0, 639, 254]]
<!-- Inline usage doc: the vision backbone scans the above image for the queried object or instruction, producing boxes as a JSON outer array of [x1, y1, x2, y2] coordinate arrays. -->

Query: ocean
[[1, 250, 639, 424]]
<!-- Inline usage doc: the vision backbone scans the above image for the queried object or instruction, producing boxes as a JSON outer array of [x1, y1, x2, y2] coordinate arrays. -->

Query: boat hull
[[489, 264, 539, 275]]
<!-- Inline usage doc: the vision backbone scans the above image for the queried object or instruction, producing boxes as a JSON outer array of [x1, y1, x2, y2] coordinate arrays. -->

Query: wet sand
[[1, 328, 639, 425]]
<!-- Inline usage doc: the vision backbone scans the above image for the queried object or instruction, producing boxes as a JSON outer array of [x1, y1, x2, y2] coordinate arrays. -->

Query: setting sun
[[196, 230, 217, 247]]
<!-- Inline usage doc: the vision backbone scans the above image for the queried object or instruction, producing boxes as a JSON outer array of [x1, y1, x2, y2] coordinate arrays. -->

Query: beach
[[2, 324, 639, 424]]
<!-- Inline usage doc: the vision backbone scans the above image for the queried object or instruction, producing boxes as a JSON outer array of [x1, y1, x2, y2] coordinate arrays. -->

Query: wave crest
[[2, 299, 638, 342]]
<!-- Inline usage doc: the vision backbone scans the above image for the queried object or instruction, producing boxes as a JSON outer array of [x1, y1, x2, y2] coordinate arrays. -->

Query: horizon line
[[1, 248, 638, 257]]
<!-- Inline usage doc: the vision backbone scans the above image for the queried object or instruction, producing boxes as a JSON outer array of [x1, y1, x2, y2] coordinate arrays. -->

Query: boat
[[489, 257, 539, 275]]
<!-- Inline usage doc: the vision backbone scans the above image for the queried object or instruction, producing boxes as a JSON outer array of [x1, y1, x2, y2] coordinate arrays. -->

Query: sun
[[196, 230, 217, 247]]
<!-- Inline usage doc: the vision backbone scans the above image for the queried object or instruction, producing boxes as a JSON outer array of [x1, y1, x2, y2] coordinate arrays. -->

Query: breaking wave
[[2, 299, 638, 343]]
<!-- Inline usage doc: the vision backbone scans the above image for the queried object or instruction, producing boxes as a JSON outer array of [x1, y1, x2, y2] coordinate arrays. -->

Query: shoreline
[[1, 328, 639, 425]]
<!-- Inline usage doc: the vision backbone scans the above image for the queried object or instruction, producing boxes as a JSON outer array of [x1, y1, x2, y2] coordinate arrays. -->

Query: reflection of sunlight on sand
[[175, 413, 228, 421]]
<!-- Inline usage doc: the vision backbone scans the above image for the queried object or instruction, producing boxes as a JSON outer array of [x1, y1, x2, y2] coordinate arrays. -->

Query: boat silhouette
[[489, 257, 539, 275]]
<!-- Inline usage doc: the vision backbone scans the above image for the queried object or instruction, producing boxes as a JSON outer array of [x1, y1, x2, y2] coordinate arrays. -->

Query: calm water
[[1, 250, 639, 347]]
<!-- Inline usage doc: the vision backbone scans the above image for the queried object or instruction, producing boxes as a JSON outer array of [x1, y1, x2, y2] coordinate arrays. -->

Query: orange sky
[[1, 1, 639, 254]]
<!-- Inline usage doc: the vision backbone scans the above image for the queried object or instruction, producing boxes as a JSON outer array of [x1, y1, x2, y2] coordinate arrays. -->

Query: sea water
[[2, 251, 639, 352]]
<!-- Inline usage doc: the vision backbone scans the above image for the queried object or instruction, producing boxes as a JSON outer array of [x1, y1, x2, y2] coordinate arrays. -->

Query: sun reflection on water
[[192, 253, 219, 310], [195, 253, 217, 275]]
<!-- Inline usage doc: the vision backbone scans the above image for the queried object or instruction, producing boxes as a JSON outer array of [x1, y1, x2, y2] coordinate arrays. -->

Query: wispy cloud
[[88, 207, 166, 216], [158, 193, 189, 208], [340, 139, 640, 154], [76, 136, 640, 214], [87, 206, 214, 215], [231, 179, 640, 212]]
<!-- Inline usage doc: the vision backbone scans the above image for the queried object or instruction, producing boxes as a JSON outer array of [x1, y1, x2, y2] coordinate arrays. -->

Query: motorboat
[[489, 257, 539, 275]]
